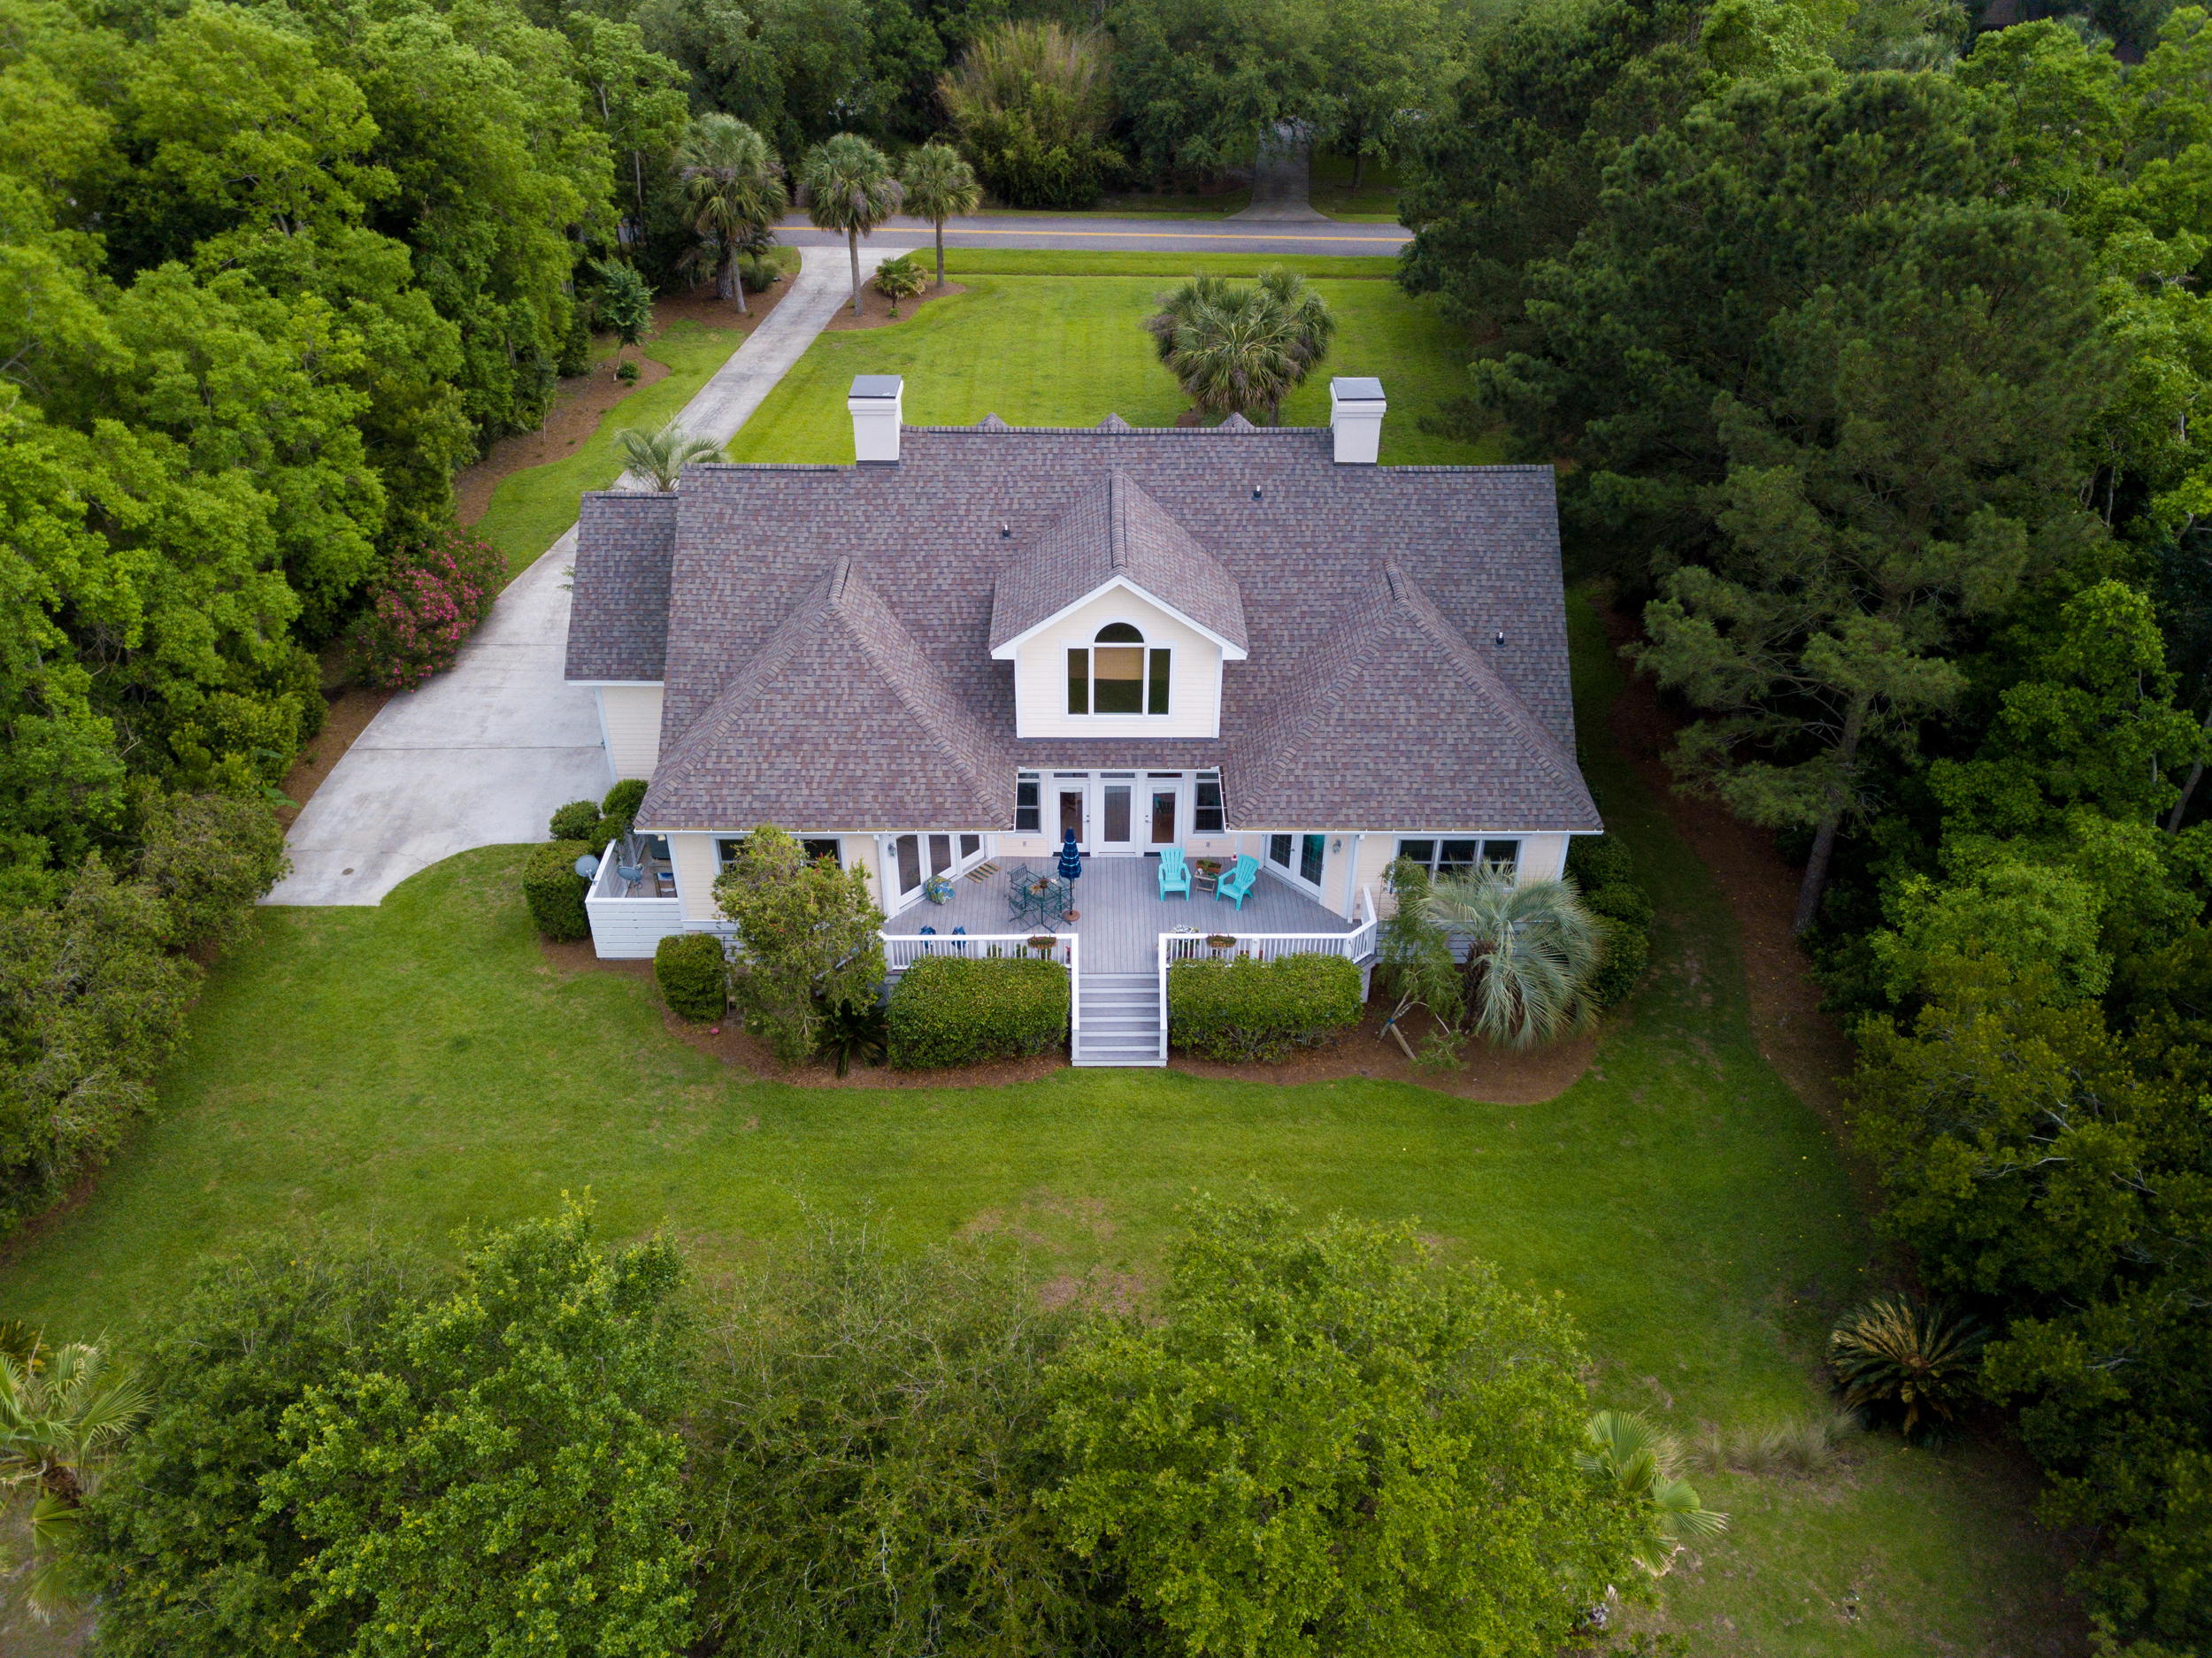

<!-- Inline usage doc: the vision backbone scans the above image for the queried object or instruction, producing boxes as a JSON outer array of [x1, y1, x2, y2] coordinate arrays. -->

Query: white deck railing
[[1154, 885, 1378, 1048]]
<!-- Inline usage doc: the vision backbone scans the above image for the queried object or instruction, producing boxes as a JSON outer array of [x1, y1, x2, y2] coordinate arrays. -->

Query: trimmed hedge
[[1585, 881, 1653, 931], [887, 956, 1068, 1069], [549, 800, 603, 843], [1168, 953, 1363, 1062], [1565, 833, 1633, 892], [1588, 917, 1650, 1009], [656, 932, 728, 1022], [522, 840, 595, 940]]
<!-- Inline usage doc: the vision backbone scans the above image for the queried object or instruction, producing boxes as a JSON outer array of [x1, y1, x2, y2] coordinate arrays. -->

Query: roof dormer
[[988, 472, 1246, 739]]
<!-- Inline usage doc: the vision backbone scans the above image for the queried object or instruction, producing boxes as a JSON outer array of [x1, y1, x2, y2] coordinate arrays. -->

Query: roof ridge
[[1108, 471, 1129, 572]]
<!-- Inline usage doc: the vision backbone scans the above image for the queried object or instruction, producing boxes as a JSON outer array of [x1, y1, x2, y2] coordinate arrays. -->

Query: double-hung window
[[1068, 623, 1171, 716], [718, 835, 841, 871], [1395, 838, 1519, 878], [1194, 771, 1225, 833], [1015, 772, 1041, 832]]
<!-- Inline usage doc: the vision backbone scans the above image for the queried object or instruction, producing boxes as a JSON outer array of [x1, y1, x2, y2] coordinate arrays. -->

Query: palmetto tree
[[798, 133, 903, 318], [673, 114, 787, 315], [1827, 1293, 1988, 1438], [1148, 269, 1337, 425], [1, 1327, 150, 1615], [1424, 868, 1603, 1049], [1578, 1410, 1728, 1576], [898, 142, 979, 289], [616, 417, 721, 492]]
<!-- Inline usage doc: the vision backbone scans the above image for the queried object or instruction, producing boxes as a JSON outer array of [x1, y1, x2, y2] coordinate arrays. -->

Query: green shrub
[[522, 841, 595, 940], [549, 800, 603, 844], [736, 253, 778, 293], [1168, 953, 1362, 1062], [1587, 917, 1649, 1008], [1565, 833, 1633, 893], [1585, 880, 1654, 931], [656, 932, 727, 1022], [887, 956, 1067, 1068], [601, 778, 649, 842]]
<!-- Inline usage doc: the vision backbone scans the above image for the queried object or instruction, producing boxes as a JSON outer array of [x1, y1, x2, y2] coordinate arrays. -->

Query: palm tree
[[1578, 1410, 1728, 1577], [1148, 271, 1337, 424], [1424, 868, 1603, 1049], [673, 114, 787, 316], [798, 133, 903, 319], [616, 418, 721, 492], [1, 1328, 150, 1615], [898, 142, 980, 288]]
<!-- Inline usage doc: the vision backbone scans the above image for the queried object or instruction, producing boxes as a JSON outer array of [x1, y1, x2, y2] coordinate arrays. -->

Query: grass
[[0, 590, 2075, 1654], [941, 249, 1402, 279], [1310, 148, 1407, 221], [469, 247, 803, 587], [726, 272, 1500, 465]]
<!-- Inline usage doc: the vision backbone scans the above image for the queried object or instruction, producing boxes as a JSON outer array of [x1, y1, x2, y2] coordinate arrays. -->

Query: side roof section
[[563, 490, 678, 682]]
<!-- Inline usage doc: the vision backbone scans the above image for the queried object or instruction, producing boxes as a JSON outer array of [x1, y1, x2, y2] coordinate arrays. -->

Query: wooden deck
[[887, 854, 1357, 973]]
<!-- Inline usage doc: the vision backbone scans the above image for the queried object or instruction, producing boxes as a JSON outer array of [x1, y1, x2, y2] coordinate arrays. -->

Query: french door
[[1094, 775, 1138, 853]]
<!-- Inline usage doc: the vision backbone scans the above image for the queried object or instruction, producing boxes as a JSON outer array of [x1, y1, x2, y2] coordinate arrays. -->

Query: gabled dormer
[[987, 471, 1248, 739]]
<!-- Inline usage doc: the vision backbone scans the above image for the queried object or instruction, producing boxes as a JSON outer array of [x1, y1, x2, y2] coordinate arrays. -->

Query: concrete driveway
[[267, 242, 911, 905]]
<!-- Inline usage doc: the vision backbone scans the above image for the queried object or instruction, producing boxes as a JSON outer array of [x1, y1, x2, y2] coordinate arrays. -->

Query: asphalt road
[[776, 212, 1409, 257]]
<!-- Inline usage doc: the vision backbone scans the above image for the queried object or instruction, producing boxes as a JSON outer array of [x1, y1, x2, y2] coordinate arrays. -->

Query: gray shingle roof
[[647, 558, 1007, 829], [585, 420, 1596, 835], [987, 470, 1248, 654], [563, 493, 675, 681]]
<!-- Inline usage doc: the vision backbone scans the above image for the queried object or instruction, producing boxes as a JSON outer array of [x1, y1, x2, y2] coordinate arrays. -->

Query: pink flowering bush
[[355, 529, 505, 691]]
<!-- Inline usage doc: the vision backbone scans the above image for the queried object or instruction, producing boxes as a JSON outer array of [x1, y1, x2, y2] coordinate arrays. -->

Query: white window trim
[[1262, 831, 1331, 898], [988, 574, 1248, 661], [1393, 835, 1524, 879], [1066, 620, 1174, 720]]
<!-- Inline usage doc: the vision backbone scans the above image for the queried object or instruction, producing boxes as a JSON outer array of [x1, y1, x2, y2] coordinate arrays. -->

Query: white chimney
[[1329, 376, 1386, 464], [849, 374, 903, 463]]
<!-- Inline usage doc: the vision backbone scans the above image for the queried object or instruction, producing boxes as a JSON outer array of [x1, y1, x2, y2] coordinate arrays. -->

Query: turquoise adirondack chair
[[1215, 854, 1259, 910], [1158, 846, 1192, 900]]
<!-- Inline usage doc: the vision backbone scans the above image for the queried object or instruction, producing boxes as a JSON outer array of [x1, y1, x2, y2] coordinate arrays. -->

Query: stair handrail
[[1069, 929, 1080, 1058], [1156, 931, 1170, 1063]]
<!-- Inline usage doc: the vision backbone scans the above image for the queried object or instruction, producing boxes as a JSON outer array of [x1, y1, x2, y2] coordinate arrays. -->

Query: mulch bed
[[451, 275, 800, 526], [542, 934, 1595, 1099], [822, 278, 965, 332]]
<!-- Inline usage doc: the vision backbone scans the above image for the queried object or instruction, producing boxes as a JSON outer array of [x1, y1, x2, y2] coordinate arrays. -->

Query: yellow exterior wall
[[597, 685, 664, 779], [1012, 587, 1224, 739], [670, 833, 722, 925]]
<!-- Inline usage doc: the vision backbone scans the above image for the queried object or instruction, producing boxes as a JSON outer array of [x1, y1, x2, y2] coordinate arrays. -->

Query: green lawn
[[0, 589, 2075, 1654], [1310, 149, 1406, 221], [727, 269, 1501, 465]]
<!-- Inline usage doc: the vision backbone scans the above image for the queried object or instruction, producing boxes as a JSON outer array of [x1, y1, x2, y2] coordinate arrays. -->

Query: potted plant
[[923, 873, 955, 904], [1026, 934, 1058, 955], [1204, 933, 1238, 952]]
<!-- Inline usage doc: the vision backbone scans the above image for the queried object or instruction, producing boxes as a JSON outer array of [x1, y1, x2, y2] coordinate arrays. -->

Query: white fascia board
[[987, 575, 1248, 661]]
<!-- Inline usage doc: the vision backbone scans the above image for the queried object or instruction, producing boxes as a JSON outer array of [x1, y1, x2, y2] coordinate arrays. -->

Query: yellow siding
[[598, 686, 664, 779], [843, 835, 884, 908], [1013, 588, 1223, 739], [671, 833, 722, 924]]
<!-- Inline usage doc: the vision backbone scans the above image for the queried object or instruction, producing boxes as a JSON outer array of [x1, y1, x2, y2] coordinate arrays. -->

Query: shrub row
[[656, 932, 728, 1021], [1567, 835, 1654, 1009], [887, 956, 1068, 1068], [523, 841, 595, 940], [547, 778, 650, 854], [1167, 953, 1363, 1062]]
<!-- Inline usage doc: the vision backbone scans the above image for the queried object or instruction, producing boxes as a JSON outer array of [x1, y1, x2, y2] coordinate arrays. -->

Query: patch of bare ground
[[821, 277, 965, 331], [1598, 599, 1863, 1165]]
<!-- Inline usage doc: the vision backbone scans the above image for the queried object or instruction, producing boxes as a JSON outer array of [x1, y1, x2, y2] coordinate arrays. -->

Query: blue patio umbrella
[[1057, 829, 1082, 884]]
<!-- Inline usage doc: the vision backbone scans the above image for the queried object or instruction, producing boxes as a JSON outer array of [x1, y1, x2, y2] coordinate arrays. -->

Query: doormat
[[964, 862, 1001, 882]]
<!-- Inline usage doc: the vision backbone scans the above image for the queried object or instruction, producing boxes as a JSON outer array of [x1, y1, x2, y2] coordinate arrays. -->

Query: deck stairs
[[1072, 971, 1165, 1067]]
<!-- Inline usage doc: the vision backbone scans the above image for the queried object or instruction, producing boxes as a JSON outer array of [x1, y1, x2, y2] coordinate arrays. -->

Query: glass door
[[1056, 785, 1086, 850], [1094, 775, 1137, 853], [1148, 785, 1179, 847]]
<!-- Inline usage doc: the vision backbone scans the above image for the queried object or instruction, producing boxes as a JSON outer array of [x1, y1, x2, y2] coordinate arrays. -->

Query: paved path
[[267, 242, 910, 906], [778, 211, 1405, 256], [1231, 127, 1327, 223]]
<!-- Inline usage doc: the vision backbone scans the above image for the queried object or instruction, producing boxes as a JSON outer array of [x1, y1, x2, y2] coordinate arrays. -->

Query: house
[[562, 374, 1601, 1063]]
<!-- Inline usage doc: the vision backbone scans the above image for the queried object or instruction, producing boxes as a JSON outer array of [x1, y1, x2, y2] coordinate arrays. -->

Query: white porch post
[[1340, 833, 1364, 919]]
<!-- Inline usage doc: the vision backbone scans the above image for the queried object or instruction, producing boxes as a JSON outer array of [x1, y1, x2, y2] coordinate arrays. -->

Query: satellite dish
[[574, 853, 600, 880]]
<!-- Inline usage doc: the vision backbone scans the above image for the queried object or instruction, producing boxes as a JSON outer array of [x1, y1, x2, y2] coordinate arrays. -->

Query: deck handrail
[[879, 930, 1075, 969]]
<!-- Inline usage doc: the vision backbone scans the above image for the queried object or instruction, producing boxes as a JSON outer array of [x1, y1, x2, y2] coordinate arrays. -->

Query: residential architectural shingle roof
[[562, 493, 676, 681], [578, 418, 1597, 835], [987, 469, 1248, 653]]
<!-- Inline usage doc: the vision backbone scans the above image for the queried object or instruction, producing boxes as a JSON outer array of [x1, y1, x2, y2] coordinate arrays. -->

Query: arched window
[[1068, 623, 1171, 716]]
